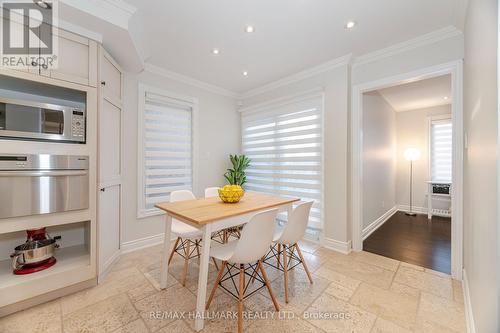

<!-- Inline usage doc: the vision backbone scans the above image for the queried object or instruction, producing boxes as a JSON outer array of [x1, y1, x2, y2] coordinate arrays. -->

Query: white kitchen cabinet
[[40, 28, 98, 87], [97, 47, 123, 278], [1, 16, 33, 74]]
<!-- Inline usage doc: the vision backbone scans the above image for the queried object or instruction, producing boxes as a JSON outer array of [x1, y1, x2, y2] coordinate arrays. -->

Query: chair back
[[278, 201, 314, 245], [204, 187, 220, 198], [229, 209, 278, 264], [170, 190, 196, 202]]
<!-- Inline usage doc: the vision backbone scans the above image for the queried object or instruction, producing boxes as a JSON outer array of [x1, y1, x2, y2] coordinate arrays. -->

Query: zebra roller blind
[[241, 95, 324, 229], [431, 118, 452, 182], [139, 91, 193, 216]]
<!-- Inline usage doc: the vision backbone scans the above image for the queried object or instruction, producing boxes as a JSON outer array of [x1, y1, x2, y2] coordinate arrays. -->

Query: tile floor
[[0, 240, 466, 333]]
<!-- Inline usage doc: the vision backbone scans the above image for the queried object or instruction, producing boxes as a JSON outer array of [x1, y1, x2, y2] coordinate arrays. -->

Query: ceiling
[[60, 0, 468, 94], [376, 75, 452, 112]]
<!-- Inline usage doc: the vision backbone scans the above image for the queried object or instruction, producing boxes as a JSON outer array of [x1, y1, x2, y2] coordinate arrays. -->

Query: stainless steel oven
[[0, 154, 89, 219], [0, 97, 85, 143]]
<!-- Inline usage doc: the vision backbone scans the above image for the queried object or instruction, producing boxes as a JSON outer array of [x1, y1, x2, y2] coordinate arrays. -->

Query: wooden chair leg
[[206, 261, 226, 309], [295, 244, 313, 284], [258, 260, 280, 311], [182, 240, 190, 286], [195, 240, 201, 264], [277, 243, 282, 268], [250, 257, 264, 283], [168, 237, 180, 265], [238, 264, 245, 333], [212, 257, 219, 270], [283, 244, 289, 303]]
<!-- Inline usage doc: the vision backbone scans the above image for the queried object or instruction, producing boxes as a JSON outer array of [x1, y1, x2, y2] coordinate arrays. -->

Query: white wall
[[463, 0, 499, 332], [362, 91, 397, 228], [121, 71, 240, 245], [395, 105, 451, 209], [352, 33, 464, 85], [240, 64, 350, 245]]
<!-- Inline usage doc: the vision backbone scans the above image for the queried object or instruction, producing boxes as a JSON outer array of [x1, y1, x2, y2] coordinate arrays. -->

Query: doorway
[[351, 61, 464, 279]]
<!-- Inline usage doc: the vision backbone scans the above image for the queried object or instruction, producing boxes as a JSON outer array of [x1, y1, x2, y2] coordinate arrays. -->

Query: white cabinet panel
[[97, 47, 123, 277], [98, 185, 120, 274], [101, 53, 122, 103], [41, 29, 98, 87], [99, 100, 121, 182]]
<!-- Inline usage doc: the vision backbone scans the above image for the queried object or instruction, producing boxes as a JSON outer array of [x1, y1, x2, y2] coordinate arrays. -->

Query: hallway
[[364, 212, 451, 274]]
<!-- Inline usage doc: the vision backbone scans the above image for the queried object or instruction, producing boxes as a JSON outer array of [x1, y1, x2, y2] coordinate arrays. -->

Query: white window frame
[[427, 114, 452, 182], [239, 88, 325, 230], [137, 83, 199, 218]]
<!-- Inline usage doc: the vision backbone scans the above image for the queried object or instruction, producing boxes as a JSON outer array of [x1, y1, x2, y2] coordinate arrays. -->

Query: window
[[430, 118, 452, 182], [137, 85, 196, 218], [241, 93, 324, 229]]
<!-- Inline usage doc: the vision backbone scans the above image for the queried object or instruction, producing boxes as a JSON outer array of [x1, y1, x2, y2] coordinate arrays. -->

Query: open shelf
[[0, 220, 96, 309], [0, 244, 90, 290]]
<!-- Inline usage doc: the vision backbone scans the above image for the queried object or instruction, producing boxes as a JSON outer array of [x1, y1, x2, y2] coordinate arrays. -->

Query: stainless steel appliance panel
[[0, 97, 85, 143], [0, 154, 89, 219]]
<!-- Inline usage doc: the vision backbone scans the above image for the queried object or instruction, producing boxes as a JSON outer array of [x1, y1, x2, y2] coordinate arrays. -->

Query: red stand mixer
[[10, 228, 60, 275]]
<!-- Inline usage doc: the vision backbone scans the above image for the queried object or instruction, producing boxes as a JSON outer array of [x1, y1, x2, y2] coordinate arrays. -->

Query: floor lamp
[[404, 148, 421, 216]]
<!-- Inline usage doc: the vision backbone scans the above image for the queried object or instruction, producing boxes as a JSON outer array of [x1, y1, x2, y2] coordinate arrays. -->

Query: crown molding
[[61, 0, 137, 30], [238, 87, 324, 114], [240, 54, 352, 99], [353, 26, 463, 68], [58, 19, 103, 42], [143, 63, 240, 98]]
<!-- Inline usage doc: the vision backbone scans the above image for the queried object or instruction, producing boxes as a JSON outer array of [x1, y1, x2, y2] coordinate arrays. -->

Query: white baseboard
[[322, 238, 352, 255], [362, 206, 398, 240], [397, 205, 451, 217], [462, 269, 477, 333], [397, 205, 428, 214], [120, 233, 167, 254], [98, 249, 121, 282]]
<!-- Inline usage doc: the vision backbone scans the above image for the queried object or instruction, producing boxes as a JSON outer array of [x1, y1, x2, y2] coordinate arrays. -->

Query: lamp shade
[[404, 148, 421, 161]]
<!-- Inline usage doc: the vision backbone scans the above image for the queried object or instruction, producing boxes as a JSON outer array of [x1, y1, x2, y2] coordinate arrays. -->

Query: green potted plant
[[219, 155, 251, 203], [224, 154, 251, 186]]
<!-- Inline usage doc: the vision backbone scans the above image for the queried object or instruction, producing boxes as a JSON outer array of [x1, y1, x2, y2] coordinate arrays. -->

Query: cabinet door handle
[[100, 81, 106, 86], [100, 188, 106, 192]]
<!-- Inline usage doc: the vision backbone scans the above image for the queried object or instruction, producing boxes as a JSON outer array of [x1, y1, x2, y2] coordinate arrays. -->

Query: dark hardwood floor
[[363, 211, 451, 274]]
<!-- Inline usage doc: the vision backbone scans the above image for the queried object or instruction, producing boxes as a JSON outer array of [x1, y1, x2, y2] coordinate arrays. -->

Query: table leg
[[160, 214, 172, 289], [195, 223, 212, 332]]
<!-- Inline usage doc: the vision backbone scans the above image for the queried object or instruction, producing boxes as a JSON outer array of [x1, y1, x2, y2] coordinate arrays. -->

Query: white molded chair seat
[[171, 219, 202, 238], [167, 190, 202, 287], [204, 187, 220, 198], [206, 209, 281, 333], [272, 225, 285, 242], [269, 201, 314, 304], [209, 240, 238, 262]]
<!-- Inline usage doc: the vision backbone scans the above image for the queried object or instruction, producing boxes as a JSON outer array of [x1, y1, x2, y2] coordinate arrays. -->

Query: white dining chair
[[168, 190, 203, 286], [206, 209, 280, 333], [266, 201, 314, 303], [205, 186, 241, 244], [204, 187, 220, 198]]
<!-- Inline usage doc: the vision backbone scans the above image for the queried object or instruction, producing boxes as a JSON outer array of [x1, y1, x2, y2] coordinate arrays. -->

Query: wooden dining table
[[155, 191, 299, 331]]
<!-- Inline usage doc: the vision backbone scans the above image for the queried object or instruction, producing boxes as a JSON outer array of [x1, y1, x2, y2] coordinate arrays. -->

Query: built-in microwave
[[0, 97, 85, 143]]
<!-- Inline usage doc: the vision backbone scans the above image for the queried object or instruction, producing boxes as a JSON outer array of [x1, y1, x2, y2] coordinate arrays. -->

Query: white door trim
[[351, 60, 464, 280]]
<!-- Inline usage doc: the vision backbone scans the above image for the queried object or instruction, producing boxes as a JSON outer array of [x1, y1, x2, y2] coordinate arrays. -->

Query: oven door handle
[[0, 170, 88, 177]]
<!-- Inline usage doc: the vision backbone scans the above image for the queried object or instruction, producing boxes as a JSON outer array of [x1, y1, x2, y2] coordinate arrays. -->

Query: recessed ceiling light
[[443, 96, 449, 100], [242, 71, 248, 76], [245, 25, 255, 33], [345, 21, 356, 29], [212, 48, 220, 55], [33, 0, 51, 9]]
